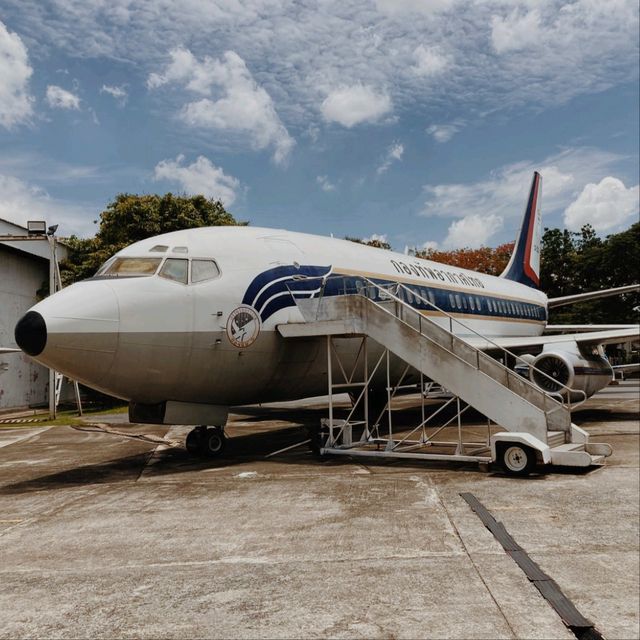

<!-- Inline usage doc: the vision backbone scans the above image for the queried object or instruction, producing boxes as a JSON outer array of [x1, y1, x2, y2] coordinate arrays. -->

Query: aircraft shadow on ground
[[1, 399, 621, 494]]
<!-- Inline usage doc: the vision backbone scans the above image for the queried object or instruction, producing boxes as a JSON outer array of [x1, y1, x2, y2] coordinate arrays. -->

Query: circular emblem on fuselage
[[226, 306, 261, 348]]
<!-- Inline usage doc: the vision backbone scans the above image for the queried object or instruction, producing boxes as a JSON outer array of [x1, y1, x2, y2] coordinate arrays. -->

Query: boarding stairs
[[279, 278, 611, 471]]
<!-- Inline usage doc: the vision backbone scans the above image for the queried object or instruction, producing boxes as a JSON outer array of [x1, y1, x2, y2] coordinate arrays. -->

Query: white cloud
[[491, 9, 542, 54], [0, 173, 96, 236], [363, 233, 388, 244], [316, 175, 336, 192], [564, 177, 639, 232], [149, 48, 294, 165], [426, 123, 461, 143], [421, 240, 439, 251], [153, 155, 239, 205], [321, 85, 392, 128], [412, 45, 449, 76], [422, 147, 625, 222], [443, 214, 504, 249], [100, 84, 128, 106], [46, 85, 81, 110], [0, 20, 33, 129], [375, 0, 457, 16], [4, 0, 638, 128], [377, 142, 404, 174]]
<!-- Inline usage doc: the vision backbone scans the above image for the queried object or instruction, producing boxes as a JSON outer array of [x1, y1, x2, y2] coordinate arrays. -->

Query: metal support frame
[[320, 333, 493, 465], [283, 274, 610, 470]]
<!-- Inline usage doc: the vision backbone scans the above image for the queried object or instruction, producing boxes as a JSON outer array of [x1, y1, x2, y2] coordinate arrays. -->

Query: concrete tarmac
[[0, 381, 638, 639]]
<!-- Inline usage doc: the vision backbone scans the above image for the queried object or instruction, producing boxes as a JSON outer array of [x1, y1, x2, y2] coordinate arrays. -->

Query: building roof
[[0, 218, 69, 262]]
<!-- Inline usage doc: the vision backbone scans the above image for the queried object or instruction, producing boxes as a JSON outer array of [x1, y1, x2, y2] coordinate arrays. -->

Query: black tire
[[200, 427, 227, 458], [185, 429, 201, 455], [498, 443, 536, 476]]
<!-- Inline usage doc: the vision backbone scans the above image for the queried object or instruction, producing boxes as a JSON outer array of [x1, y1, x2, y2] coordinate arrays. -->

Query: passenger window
[[191, 260, 221, 283], [469, 297, 475, 311], [449, 293, 455, 309], [462, 296, 468, 310], [159, 258, 188, 284], [429, 291, 436, 306], [406, 288, 414, 304], [455, 294, 462, 309]]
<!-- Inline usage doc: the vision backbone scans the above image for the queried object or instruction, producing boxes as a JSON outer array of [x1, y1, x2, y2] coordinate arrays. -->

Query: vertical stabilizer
[[501, 171, 542, 289]]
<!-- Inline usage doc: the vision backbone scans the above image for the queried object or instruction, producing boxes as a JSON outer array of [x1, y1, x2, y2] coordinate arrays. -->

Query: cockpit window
[[96, 257, 162, 277], [159, 258, 188, 284], [172, 246, 189, 254], [191, 259, 221, 283], [150, 245, 168, 253]]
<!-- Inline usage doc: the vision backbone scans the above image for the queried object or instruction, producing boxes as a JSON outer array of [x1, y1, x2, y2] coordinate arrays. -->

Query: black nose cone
[[15, 311, 47, 357]]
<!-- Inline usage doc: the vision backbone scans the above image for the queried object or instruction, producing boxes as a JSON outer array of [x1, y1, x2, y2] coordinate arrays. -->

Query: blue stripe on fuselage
[[242, 266, 547, 324]]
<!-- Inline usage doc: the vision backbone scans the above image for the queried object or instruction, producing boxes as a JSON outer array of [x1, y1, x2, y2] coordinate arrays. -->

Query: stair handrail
[[285, 273, 587, 413], [358, 278, 587, 413]]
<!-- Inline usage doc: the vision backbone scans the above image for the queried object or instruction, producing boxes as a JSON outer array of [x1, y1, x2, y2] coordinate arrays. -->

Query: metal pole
[[456, 397, 463, 455], [47, 235, 56, 420], [363, 337, 369, 440], [327, 336, 333, 445], [386, 349, 392, 447]]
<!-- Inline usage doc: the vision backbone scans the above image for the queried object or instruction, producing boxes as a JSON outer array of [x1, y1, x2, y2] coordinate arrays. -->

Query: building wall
[[0, 247, 50, 410]]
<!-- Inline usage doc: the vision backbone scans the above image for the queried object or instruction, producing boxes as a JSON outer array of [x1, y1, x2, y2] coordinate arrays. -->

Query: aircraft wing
[[544, 324, 638, 333], [467, 327, 640, 351], [613, 363, 640, 372], [547, 284, 639, 308]]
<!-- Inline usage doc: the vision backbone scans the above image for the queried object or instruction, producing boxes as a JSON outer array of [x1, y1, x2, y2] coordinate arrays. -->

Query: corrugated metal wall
[[0, 247, 50, 411]]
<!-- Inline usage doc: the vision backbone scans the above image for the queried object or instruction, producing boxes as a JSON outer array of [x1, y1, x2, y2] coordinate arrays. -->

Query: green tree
[[345, 236, 392, 250], [540, 223, 640, 324], [61, 193, 243, 284]]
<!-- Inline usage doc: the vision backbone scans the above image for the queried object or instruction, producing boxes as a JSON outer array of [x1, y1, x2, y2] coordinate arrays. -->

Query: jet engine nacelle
[[529, 343, 613, 401]]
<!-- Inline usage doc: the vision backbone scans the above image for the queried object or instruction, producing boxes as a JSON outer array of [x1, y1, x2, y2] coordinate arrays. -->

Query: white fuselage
[[24, 226, 548, 407]]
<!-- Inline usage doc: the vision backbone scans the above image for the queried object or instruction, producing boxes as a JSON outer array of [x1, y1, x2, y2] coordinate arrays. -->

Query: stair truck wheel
[[499, 443, 536, 476]]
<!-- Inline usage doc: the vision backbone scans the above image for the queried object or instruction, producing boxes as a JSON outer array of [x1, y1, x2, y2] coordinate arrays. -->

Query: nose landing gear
[[185, 425, 227, 458]]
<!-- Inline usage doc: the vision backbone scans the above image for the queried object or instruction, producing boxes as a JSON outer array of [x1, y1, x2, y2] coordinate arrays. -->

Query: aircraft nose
[[15, 311, 47, 357], [18, 281, 120, 388]]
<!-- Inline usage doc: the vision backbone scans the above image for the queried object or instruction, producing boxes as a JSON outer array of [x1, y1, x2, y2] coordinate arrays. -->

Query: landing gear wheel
[[185, 429, 201, 455], [499, 444, 536, 476], [185, 426, 227, 458]]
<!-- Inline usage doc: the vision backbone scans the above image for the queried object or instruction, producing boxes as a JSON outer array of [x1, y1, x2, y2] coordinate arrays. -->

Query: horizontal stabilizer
[[548, 284, 640, 308]]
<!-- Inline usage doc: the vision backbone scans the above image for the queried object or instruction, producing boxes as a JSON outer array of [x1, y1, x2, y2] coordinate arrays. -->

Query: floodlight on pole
[[27, 221, 47, 236]]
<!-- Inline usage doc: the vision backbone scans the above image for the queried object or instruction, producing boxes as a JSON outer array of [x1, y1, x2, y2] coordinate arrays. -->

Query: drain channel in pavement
[[460, 492, 604, 640]]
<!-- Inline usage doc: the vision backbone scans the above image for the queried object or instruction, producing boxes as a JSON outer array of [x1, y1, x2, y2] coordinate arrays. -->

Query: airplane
[[13, 172, 639, 456]]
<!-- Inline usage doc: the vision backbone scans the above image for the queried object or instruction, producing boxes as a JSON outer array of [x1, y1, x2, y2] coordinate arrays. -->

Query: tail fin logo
[[501, 171, 542, 289]]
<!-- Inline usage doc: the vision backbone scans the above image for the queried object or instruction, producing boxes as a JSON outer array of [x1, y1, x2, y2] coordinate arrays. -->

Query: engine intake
[[530, 347, 613, 400]]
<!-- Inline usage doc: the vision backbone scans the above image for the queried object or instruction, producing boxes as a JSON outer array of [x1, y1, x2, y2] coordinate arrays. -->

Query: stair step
[[546, 431, 566, 447], [590, 454, 606, 466], [551, 443, 585, 452]]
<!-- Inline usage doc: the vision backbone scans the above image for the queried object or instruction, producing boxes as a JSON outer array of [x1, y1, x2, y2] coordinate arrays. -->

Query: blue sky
[[0, 0, 638, 251]]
